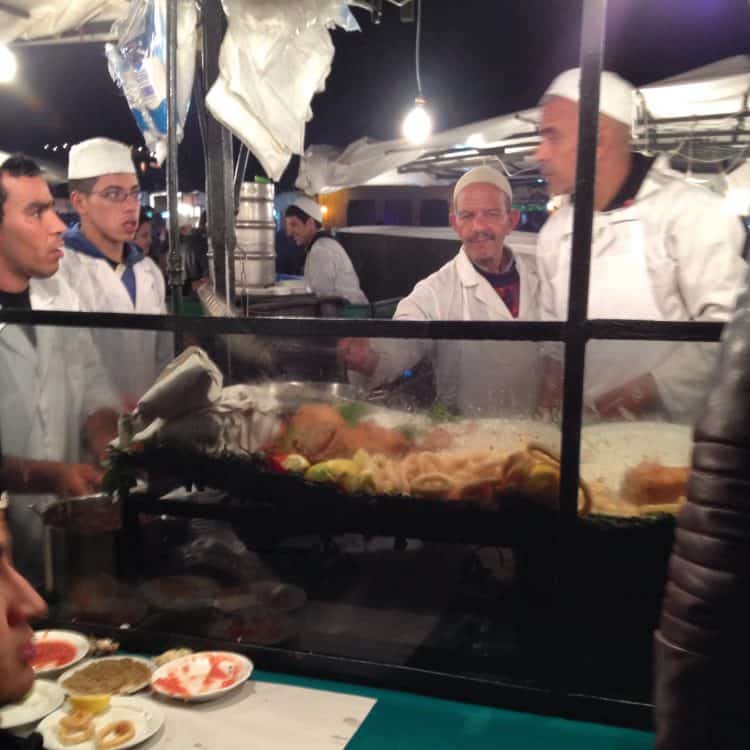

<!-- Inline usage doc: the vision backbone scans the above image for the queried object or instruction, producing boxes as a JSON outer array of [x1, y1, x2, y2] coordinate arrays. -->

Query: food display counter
[[1, 0, 741, 741], [1, 318, 701, 731]]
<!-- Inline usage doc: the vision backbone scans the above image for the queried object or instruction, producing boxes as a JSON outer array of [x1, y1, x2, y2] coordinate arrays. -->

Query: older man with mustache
[[339, 165, 541, 417]]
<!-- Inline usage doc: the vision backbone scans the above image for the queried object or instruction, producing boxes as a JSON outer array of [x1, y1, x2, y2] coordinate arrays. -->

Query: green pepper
[[337, 401, 370, 425]]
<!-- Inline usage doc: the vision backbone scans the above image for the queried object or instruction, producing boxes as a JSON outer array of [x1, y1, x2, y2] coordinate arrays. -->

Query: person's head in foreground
[[0, 502, 47, 705]]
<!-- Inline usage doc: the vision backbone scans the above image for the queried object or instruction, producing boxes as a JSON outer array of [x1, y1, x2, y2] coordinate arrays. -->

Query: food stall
[[0, 0, 747, 745]]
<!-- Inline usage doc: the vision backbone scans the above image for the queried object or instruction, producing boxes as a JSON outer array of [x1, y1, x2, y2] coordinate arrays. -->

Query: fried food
[[620, 461, 689, 506], [62, 658, 151, 695], [277, 404, 411, 463], [95, 720, 136, 750], [60, 710, 94, 731], [58, 724, 94, 746], [58, 710, 94, 746], [153, 648, 193, 668]]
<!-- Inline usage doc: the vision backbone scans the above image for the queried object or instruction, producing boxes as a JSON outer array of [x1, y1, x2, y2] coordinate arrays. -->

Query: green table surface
[[254, 670, 655, 750]]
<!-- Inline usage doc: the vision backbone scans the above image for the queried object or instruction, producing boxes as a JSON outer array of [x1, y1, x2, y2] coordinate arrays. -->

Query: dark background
[[1, 0, 748, 190]]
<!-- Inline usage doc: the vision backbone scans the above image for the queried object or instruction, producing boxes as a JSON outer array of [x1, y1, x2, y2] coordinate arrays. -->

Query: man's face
[[450, 183, 519, 269], [74, 174, 140, 245], [134, 221, 152, 255], [0, 519, 47, 705], [285, 216, 317, 247], [0, 173, 66, 289], [535, 96, 581, 196]]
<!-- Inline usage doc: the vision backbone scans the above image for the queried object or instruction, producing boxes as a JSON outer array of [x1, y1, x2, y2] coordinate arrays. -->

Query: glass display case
[[1, 0, 748, 734]]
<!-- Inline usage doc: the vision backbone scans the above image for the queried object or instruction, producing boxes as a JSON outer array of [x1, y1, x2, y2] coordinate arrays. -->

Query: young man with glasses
[[60, 138, 171, 408]]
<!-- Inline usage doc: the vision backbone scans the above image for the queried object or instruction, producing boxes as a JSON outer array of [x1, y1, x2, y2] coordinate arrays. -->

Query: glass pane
[[0, 321, 569, 695]]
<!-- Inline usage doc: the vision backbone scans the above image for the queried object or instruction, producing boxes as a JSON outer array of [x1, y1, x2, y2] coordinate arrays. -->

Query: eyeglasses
[[90, 188, 143, 204]]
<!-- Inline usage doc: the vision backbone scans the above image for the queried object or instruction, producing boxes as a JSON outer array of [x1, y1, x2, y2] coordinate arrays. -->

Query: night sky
[[1, 0, 748, 190]]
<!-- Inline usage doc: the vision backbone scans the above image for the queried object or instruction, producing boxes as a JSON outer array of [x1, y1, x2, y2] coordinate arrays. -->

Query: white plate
[[151, 651, 253, 702], [32, 630, 90, 676], [0, 679, 65, 729], [38, 696, 164, 750], [59, 656, 154, 696]]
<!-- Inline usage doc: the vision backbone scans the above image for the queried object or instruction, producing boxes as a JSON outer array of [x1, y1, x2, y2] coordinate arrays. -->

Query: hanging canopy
[[298, 56, 750, 195], [0, 0, 126, 44]]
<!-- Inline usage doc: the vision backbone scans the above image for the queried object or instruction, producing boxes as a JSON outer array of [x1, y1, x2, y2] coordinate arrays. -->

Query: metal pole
[[166, 0, 184, 326], [557, 0, 608, 553], [200, 0, 236, 302]]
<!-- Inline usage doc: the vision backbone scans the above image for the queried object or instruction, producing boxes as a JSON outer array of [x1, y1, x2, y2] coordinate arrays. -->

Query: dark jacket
[[654, 285, 750, 749]]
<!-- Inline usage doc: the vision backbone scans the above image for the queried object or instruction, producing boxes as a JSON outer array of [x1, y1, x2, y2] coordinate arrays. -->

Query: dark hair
[[0, 154, 42, 224], [138, 207, 153, 227], [67, 177, 99, 196], [284, 204, 322, 229]]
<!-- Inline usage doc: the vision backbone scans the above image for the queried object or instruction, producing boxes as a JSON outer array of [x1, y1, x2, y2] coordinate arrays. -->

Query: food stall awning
[[0, 0, 126, 44], [297, 56, 750, 195]]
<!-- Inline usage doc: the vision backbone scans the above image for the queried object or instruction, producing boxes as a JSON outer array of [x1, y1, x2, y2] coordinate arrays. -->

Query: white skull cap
[[541, 68, 635, 128], [453, 165, 512, 205], [289, 195, 323, 223], [68, 137, 136, 180]]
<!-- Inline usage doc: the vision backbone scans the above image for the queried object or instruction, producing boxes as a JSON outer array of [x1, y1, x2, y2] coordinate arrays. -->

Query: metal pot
[[37, 493, 124, 599], [235, 182, 276, 289]]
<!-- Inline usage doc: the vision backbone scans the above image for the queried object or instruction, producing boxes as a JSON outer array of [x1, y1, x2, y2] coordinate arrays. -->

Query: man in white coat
[[535, 69, 748, 421], [339, 165, 541, 416], [60, 138, 172, 409], [284, 196, 369, 305], [0, 155, 119, 582]]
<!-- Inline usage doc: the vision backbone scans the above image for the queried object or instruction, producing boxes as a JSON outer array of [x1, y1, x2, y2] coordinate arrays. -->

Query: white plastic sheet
[[0, 0, 127, 44], [206, 0, 360, 181]]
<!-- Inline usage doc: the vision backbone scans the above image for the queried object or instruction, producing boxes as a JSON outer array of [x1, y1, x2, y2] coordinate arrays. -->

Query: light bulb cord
[[414, 0, 423, 98]]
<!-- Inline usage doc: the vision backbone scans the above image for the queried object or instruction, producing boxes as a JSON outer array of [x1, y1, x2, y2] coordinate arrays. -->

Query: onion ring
[[58, 723, 94, 746], [95, 720, 136, 750], [59, 710, 94, 732]]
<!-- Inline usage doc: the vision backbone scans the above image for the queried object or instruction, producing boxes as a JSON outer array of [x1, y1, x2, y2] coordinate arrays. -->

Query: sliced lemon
[[68, 694, 111, 715]]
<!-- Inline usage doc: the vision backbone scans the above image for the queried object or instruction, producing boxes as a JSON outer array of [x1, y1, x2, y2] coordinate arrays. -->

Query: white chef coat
[[537, 159, 747, 421], [57, 245, 173, 405], [350, 246, 541, 417], [304, 235, 369, 305], [0, 275, 118, 581]]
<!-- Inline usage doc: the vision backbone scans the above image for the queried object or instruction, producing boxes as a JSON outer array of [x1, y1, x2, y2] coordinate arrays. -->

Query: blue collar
[[64, 223, 144, 267]]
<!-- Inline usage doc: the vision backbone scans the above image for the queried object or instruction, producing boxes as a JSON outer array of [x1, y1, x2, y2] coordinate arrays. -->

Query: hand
[[121, 395, 140, 414], [51, 463, 105, 497], [594, 373, 660, 419], [337, 338, 378, 376], [85, 408, 119, 464]]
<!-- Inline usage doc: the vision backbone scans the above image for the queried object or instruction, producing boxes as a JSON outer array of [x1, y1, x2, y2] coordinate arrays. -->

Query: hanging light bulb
[[402, 95, 432, 145], [0, 45, 17, 85], [400, 0, 433, 146]]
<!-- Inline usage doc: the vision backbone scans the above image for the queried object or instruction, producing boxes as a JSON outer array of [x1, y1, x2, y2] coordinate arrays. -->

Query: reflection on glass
[[578, 339, 711, 519]]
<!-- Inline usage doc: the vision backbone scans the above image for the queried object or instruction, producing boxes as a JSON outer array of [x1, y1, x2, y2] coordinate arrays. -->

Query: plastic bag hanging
[[106, 0, 197, 164], [205, 0, 360, 181]]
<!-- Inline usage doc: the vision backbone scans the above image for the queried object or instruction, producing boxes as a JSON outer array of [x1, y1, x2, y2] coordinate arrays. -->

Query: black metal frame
[[0, 0, 731, 728]]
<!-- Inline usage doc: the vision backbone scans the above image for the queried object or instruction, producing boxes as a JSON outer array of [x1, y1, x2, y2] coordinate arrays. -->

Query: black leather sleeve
[[654, 288, 750, 749]]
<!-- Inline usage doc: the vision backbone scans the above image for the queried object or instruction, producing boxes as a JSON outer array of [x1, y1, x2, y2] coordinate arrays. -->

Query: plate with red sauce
[[150, 651, 253, 702], [32, 630, 89, 676]]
